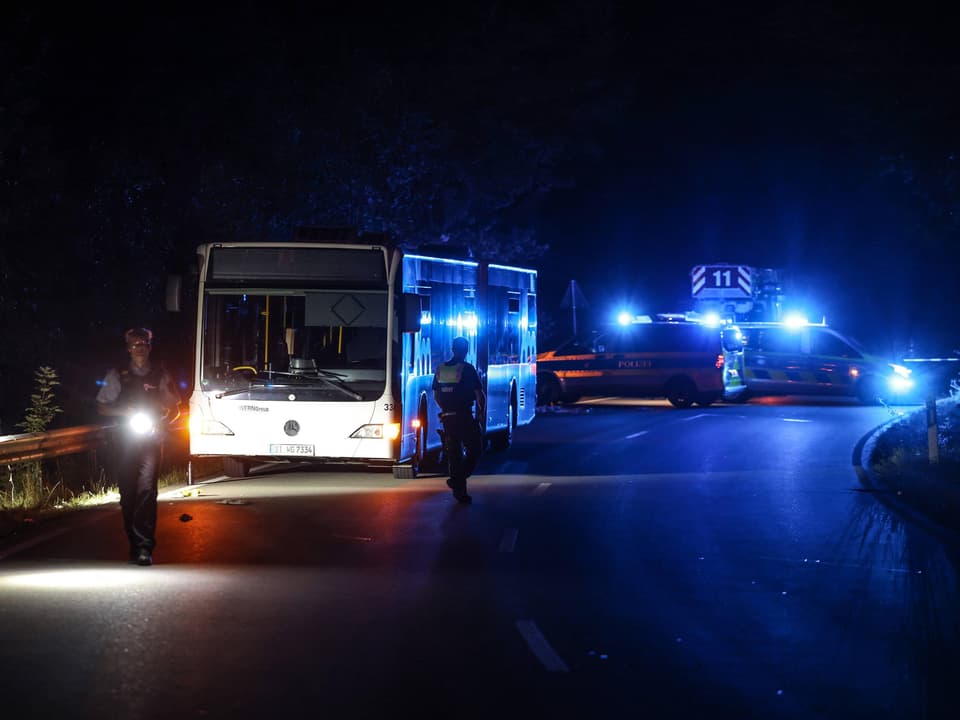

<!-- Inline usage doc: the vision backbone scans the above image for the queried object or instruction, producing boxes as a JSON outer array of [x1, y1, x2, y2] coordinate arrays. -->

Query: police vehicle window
[[604, 328, 648, 353], [655, 324, 715, 352], [555, 339, 590, 356], [758, 329, 801, 354], [812, 330, 862, 359]]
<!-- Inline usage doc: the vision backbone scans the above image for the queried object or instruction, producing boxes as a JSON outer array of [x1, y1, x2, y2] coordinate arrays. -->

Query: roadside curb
[[854, 416, 960, 550]]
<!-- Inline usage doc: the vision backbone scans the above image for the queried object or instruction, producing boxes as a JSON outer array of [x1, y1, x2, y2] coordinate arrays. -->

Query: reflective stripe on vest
[[435, 362, 465, 391]]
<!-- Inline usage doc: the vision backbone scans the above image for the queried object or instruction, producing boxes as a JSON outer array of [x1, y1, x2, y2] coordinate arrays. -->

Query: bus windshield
[[200, 290, 388, 401]]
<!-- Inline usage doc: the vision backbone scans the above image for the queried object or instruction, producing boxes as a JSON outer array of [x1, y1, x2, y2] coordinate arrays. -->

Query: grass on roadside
[[0, 464, 189, 533], [869, 397, 960, 533]]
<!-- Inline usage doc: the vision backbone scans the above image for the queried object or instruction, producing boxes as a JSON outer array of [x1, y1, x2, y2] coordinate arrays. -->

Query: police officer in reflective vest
[[432, 336, 485, 504], [96, 328, 180, 565]]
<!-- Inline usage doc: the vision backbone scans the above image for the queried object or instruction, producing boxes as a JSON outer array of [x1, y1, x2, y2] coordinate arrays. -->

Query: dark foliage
[[2, 3, 959, 428]]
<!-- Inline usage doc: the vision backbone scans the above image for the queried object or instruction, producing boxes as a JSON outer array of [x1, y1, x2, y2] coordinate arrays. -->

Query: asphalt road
[[1, 397, 958, 719]]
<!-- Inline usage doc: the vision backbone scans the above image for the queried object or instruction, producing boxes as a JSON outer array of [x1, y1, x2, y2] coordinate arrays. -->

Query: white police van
[[730, 321, 915, 403]]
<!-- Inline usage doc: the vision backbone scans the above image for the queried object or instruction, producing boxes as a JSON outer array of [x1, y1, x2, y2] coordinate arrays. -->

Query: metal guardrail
[[0, 421, 189, 465], [0, 425, 114, 465]]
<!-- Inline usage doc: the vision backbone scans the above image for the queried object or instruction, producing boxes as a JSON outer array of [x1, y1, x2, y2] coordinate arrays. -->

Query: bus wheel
[[414, 401, 431, 472], [223, 457, 250, 478], [490, 398, 516, 451], [666, 378, 697, 408]]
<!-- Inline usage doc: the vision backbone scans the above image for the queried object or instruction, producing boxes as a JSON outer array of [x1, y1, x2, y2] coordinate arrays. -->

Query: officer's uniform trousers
[[440, 409, 483, 489], [117, 436, 163, 553]]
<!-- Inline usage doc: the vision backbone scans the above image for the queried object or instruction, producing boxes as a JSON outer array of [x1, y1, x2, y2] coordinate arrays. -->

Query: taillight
[[715, 354, 724, 369]]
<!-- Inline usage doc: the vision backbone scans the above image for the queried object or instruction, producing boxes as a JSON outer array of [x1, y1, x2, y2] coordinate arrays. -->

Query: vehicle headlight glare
[[889, 363, 912, 378], [887, 375, 914, 394]]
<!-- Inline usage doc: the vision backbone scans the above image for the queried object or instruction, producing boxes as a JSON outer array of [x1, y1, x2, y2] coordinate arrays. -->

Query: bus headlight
[[189, 416, 234, 435], [351, 423, 401, 440]]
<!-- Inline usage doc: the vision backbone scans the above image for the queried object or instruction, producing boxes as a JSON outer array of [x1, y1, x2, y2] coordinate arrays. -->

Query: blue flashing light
[[448, 311, 478, 336], [617, 311, 633, 326], [420, 311, 432, 325], [783, 313, 808, 329], [702, 312, 722, 328], [887, 375, 915, 394], [461, 311, 478, 335]]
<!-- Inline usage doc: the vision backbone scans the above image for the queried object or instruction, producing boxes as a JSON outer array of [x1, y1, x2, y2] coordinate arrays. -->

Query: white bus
[[179, 230, 537, 479]]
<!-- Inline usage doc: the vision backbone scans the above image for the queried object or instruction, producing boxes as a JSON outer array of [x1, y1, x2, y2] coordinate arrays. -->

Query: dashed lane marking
[[531, 482, 552, 496], [499, 528, 519, 553], [625, 431, 648, 439], [516, 620, 570, 672]]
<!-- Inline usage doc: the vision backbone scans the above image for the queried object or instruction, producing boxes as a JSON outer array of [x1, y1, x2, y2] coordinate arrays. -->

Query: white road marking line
[[331, 533, 373, 542], [783, 418, 812, 423], [680, 413, 711, 422], [499, 528, 519, 552], [532, 482, 552, 496], [625, 431, 648, 439], [515, 620, 570, 672]]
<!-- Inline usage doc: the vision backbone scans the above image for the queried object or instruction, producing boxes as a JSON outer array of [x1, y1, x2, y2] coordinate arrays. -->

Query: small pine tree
[[17, 365, 63, 433]]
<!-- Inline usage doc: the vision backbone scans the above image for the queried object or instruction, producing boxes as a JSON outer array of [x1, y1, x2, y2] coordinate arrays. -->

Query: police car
[[536, 319, 746, 408], [729, 321, 915, 403]]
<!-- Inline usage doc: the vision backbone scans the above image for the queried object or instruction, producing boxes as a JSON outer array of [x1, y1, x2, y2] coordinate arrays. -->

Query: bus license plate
[[269, 444, 315, 456]]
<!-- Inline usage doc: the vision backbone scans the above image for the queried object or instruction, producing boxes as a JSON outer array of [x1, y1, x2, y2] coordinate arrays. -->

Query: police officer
[[96, 328, 180, 566], [432, 336, 485, 504]]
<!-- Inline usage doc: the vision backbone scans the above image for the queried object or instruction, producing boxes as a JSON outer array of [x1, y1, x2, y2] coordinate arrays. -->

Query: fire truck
[[689, 264, 786, 323]]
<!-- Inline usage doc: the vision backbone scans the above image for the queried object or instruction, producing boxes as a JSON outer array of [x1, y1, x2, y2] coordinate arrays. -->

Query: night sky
[[2, 2, 959, 425]]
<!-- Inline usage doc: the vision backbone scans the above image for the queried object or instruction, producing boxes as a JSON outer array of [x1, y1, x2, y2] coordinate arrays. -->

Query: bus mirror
[[166, 274, 182, 312], [400, 293, 421, 333]]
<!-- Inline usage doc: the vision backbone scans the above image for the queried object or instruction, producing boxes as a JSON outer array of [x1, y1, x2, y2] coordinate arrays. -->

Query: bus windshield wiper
[[269, 369, 363, 400], [214, 379, 270, 399], [215, 373, 362, 401], [307, 372, 363, 400]]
